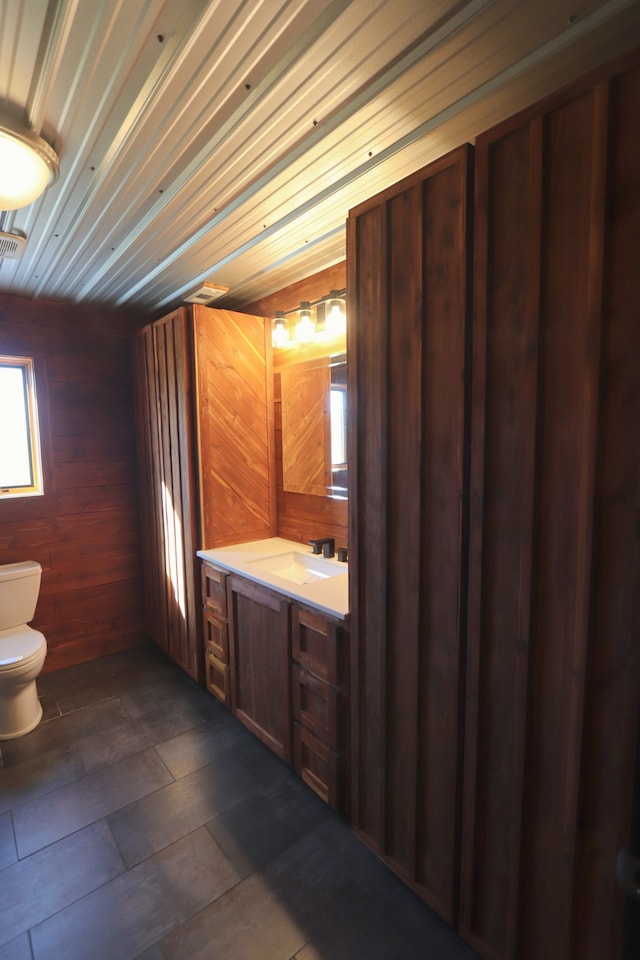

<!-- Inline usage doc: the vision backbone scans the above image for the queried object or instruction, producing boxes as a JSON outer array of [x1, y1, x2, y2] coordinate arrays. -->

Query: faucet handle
[[322, 538, 335, 559], [307, 537, 335, 558]]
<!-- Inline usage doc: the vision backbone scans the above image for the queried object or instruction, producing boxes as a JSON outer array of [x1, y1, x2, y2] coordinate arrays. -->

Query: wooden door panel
[[227, 575, 291, 762], [134, 310, 201, 681], [462, 57, 640, 960], [348, 144, 472, 922]]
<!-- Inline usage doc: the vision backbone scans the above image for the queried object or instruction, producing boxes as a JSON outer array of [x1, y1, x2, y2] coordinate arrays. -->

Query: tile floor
[[0, 644, 481, 960]]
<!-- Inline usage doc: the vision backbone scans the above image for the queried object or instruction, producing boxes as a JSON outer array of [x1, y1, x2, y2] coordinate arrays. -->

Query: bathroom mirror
[[280, 354, 347, 499]]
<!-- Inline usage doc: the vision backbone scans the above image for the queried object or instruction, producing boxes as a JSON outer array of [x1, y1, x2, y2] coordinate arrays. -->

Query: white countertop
[[197, 537, 349, 620]]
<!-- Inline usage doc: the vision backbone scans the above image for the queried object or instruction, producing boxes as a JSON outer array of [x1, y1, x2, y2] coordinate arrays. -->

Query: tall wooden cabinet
[[347, 49, 640, 960], [461, 56, 640, 960], [134, 309, 200, 679], [133, 305, 275, 681], [347, 144, 473, 923]]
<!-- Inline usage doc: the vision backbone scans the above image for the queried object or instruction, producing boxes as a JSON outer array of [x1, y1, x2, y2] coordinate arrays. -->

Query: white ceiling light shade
[[0, 115, 59, 210]]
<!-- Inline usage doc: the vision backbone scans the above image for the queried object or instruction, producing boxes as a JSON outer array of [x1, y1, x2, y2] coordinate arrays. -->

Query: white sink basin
[[246, 551, 346, 585]]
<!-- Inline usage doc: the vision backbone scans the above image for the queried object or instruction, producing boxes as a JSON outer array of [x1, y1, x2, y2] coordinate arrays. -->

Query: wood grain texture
[[280, 360, 331, 496], [227, 574, 291, 762], [133, 310, 201, 680], [193, 306, 276, 548], [0, 294, 145, 672], [348, 144, 472, 922], [461, 53, 640, 960]]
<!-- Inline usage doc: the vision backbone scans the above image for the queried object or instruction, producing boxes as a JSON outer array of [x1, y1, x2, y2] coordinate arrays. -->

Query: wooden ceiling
[[0, 0, 638, 317]]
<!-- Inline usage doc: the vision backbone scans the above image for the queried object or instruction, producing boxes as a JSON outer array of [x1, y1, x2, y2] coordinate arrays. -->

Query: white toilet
[[0, 561, 47, 739]]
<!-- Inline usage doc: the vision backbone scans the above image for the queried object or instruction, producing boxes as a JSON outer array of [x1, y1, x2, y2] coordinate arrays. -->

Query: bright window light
[[330, 387, 347, 467], [0, 357, 43, 497]]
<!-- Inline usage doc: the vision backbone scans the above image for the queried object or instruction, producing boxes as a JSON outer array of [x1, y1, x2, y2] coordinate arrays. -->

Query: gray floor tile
[[0, 698, 129, 768], [4, 645, 480, 960], [0, 811, 16, 870], [30, 827, 239, 960], [0, 933, 33, 960], [38, 695, 61, 723], [159, 829, 366, 960], [0, 820, 125, 947], [153, 714, 250, 780], [206, 777, 331, 879], [108, 755, 257, 867], [75, 698, 207, 773], [0, 746, 86, 815], [13, 748, 174, 858]]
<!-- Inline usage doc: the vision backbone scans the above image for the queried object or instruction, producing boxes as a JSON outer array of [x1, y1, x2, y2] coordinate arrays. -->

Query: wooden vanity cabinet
[[227, 574, 292, 763], [291, 605, 349, 812], [201, 562, 229, 704]]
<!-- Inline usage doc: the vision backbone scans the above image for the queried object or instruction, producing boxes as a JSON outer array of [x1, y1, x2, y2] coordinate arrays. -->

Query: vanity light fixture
[[325, 291, 346, 337], [0, 114, 59, 210], [271, 289, 347, 349], [272, 311, 289, 348], [296, 301, 315, 342]]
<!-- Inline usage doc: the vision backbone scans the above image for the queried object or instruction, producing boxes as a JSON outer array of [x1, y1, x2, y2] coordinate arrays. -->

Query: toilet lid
[[0, 627, 46, 666]]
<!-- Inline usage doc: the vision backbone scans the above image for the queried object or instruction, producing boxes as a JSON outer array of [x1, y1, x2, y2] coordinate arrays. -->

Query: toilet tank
[[0, 561, 42, 630]]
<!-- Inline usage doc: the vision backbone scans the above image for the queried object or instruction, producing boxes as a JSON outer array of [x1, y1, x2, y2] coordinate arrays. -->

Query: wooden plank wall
[[245, 263, 349, 549], [0, 293, 146, 673], [347, 145, 473, 923], [460, 53, 640, 960]]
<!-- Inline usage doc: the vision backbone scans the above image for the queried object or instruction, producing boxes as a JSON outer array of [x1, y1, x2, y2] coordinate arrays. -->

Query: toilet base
[[0, 677, 44, 740]]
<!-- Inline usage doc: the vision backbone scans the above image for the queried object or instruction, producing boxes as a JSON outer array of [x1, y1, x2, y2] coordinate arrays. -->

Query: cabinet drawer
[[291, 605, 346, 686], [293, 722, 342, 810], [291, 664, 341, 748], [202, 563, 228, 617], [205, 651, 229, 705], [203, 609, 228, 662]]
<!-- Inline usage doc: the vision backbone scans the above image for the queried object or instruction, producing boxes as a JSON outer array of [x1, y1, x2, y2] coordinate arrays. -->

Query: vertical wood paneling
[[462, 119, 544, 959], [385, 184, 422, 879], [348, 144, 472, 920], [571, 61, 640, 960], [348, 200, 389, 851], [416, 155, 471, 919], [134, 309, 201, 680], [462, 54, 640, 960], [520, 86, 606, 960]]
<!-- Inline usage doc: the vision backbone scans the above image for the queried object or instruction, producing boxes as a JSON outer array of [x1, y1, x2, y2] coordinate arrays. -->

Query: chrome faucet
[[307, 537, 335, 559]]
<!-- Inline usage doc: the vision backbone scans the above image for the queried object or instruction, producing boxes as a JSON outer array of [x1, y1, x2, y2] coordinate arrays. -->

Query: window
[[0, 356, 43, 498]]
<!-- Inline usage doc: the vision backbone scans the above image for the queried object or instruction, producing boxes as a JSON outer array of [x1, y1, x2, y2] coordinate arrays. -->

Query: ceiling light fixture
[[0, 114, 59, 210]]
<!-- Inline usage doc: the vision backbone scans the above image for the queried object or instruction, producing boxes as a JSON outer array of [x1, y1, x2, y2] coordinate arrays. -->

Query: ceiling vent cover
[[0, 232, 27, 259], [183, 281, 229, 305]]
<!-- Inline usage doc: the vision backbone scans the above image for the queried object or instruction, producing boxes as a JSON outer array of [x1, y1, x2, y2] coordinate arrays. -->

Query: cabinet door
[[134, 310, 201, 681], [193, 306, 276, 548], [291, 663, 341, 747], [291, 605, 345, 686], [201, 562, 229, 665], [202, 562, 227, 619], [347, 144, 472, 923], [227, 575, 291, 762], [461, 61, 640, 960], [204, 651, 230, 704], [293, 722, 342, 810]]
